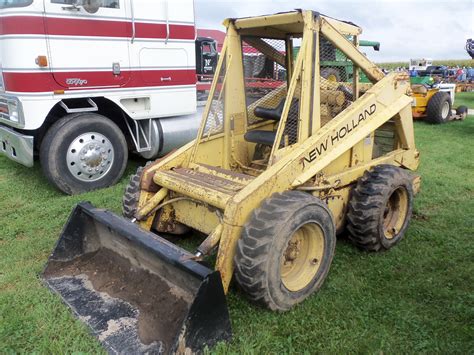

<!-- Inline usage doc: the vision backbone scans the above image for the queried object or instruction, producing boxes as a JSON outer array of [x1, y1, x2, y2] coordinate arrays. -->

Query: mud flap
[[42, 202, 232, 354]]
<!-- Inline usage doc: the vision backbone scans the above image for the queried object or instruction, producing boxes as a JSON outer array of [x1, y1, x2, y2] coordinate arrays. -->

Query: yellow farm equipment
[[43, 10, 420, 353], [411, 84, 468, 123]]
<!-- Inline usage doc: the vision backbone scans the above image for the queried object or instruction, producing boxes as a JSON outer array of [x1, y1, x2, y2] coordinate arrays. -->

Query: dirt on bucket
[[44, 248, 189, 352]]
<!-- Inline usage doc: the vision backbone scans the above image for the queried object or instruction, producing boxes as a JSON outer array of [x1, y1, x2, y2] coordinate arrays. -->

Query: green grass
[[454, 92, 474, 110], [1, 118, 474, 353]]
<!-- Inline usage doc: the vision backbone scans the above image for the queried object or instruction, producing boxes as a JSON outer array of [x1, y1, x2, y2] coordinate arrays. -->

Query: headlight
[[0, 96, 24, 127], [7, 100, 19, 123]]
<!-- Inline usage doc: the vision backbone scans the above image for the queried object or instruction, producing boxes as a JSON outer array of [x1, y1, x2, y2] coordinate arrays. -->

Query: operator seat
[[244, 99, 299, 146]]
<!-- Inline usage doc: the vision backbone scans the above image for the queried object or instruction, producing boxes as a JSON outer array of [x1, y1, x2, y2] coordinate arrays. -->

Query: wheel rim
[[280, 223, 325, 292], [382, 187, 409, 239], [66, 132, 115, 182], [441, 101, 450, 119], [327, 74, 338, 83]]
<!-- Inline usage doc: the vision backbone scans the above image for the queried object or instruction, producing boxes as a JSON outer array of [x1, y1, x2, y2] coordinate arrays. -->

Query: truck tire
[[347, 165, 413, 252], [234, 191, 336, 311], [40, 113, 128, 195], [426, 91, 451, 124], [321, 68, 341, 83]]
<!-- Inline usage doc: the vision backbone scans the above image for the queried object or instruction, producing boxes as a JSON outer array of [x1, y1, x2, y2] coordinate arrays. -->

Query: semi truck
[[0, 0, 217, 194]]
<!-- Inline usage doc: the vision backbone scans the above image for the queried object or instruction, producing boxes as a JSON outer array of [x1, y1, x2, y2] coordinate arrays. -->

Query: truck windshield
[[0, 0, 33, 8]]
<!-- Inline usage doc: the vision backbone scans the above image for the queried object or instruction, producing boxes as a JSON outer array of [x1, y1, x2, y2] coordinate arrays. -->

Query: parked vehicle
[[418, 65, 449, 78], [0, 0, 217, 195], [43, 10, 421, 353], [409, 58, 433, 71]]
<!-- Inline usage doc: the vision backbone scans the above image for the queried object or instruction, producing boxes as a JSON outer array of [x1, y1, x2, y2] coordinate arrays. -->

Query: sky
[[194, 0, 474, 63]]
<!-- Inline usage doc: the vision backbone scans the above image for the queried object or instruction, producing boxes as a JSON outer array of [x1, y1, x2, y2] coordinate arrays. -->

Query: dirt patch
[[44, 248, 189, 351], [413, 211, 430, 221]]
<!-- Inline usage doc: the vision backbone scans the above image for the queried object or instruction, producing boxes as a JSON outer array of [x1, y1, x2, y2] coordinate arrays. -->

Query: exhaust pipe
[[42, 202, 231, 354]]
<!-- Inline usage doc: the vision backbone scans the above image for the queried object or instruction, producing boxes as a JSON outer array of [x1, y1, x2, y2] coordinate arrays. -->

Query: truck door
[[43, 0, 131, 90]]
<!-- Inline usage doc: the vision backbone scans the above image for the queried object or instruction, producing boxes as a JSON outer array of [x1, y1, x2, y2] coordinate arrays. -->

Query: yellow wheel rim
[[280, 223, 325, 292], [327, 74, 338, 83], [383, 187, 409, 239]]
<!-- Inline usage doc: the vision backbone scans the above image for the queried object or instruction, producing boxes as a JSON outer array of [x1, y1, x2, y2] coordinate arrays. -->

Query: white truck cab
[[0, 0, 205, 194], [409, 58, 433, 71]]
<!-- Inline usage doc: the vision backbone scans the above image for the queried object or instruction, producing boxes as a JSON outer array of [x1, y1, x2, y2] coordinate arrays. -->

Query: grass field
[[454, 92, 474, 110], [1, 117, 473, 353]]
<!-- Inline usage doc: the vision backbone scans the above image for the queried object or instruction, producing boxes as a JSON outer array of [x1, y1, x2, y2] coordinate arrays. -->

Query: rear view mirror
[[80, 0, 101, 13]]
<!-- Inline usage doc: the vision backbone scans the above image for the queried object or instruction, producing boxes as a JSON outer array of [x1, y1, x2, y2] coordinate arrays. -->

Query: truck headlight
[[8, 101, 19, 123]]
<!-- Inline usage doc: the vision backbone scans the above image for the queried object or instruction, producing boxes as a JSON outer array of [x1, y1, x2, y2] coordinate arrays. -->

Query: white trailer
[[0, 0, 204, 194]]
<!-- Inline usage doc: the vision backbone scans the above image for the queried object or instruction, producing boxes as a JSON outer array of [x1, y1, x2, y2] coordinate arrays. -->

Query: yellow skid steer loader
[[43, 10, 420, 354]]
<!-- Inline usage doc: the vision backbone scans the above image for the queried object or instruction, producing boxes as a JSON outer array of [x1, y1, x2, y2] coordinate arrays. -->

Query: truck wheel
[[347, 165, 413, 251], [426, 91, 451, 124], [40, 113, 128, 195], [234, 191, 336, 311], [321, 68, 341, 83]]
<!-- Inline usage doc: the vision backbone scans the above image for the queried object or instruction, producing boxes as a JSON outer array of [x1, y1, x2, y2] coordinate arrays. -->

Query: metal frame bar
[[123, 116, 152, 153]]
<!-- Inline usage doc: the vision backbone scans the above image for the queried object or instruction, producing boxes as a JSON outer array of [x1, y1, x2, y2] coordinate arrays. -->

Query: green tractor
[[293, 39, 380, 84], [320, 39, 380, 83]]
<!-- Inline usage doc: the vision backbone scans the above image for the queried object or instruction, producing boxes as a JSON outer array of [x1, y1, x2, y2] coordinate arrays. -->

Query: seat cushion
[[254, 99, 285, 121], [244, 130, 276, 146]]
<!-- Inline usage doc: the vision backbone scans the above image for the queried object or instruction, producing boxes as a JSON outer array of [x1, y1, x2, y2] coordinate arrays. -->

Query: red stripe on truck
[[0, 16, 195, 40], [3, 69, 197, 93]]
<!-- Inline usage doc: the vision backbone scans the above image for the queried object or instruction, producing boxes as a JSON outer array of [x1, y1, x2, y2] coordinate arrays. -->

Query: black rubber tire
[[40, 113, 128, 195], [347, 165, 414, 252], [122, 165, 146, 219], [321, 67, 342, 82], [234, 191, 336, 311], [456, 105, 468, 120], [456, 105, 468, 115], [426, 91, 452, 124]]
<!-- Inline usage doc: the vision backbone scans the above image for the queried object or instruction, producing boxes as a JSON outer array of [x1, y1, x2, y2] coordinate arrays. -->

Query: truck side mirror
[[79, 0, 101, 14]]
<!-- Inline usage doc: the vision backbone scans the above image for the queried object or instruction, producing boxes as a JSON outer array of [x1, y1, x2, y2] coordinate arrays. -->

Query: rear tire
[[321, 68, 342, 83], [347, 165, 413, 251], [426, 91, 451, 124], [234, 191, 336, 311], [456, 105, 468, 120], [40, 113, 128, 195]]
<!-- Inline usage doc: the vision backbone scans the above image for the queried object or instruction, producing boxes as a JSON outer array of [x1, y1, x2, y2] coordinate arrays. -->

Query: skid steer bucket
[[42, 202, 231, 354]]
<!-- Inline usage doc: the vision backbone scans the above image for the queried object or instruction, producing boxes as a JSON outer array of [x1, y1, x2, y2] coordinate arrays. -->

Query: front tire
[[234, 191, 336, 311], [347, 165, 414, 251], [122, 165, 145, 219], [40, 113, 128, 195]]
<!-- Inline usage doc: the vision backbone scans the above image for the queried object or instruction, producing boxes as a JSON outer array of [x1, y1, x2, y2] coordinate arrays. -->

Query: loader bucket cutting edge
[[41, 202, 232, 354]]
